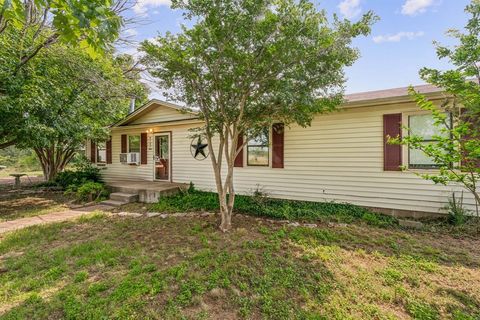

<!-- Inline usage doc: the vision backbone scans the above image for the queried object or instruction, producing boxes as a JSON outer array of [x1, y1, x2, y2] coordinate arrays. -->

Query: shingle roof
[[345, 84, 443, 103]]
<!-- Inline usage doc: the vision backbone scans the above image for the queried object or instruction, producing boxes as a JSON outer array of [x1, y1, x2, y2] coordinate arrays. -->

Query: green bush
[[51, 155, 107, 202], [151, 189, 398, 227], [55, 157, 102, 189], [75, 182, 109, 202]]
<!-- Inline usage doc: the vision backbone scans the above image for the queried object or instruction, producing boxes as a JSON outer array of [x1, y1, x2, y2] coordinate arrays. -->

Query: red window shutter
[[140, 132, 148, 165], [461, 110, 480, 168], [272, 123, 284, 168], [90, 141, 96, 163], [234, 134, 244, 167], [121, 134, 127, 153], [383, 113, 402, 171], [106, 138, 112, 164]]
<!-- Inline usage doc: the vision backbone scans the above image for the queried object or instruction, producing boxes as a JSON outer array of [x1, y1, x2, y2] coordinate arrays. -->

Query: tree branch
[[14, 33, 60, 75], [0, 140, 16, 149]]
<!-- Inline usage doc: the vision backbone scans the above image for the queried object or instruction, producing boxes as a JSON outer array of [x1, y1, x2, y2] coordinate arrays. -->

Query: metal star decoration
[[191, 137, 209, 160]]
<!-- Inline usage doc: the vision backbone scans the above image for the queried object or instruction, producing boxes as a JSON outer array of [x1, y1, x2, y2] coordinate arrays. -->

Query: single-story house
[[86, 84, 477, 217]]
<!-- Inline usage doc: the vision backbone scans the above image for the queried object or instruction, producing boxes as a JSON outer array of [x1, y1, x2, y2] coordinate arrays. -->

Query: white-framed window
[[408, 113, 450, 169], [128, 135, 140, 153], [97, 142, 106, 163], [247, 128, 269, 166]]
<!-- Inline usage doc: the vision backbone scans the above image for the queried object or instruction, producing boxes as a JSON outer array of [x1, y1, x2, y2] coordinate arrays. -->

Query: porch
[[104, 179, 187, 204]]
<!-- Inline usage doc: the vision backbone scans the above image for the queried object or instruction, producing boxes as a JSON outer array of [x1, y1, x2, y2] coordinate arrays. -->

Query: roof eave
[[342, 91, 447, 109], [110, 99, 198, 128]]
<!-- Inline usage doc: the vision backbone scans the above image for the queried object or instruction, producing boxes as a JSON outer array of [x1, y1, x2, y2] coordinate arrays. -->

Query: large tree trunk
[[34, 142, 76, 181], [206, 124, 239, 232], [218, 191, 232, 231], [218, 165, 236, 231]]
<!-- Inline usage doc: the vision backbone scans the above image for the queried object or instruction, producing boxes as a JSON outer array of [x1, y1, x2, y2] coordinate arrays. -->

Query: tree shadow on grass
[[280, 222, 480, 269], [0, 192, 71, 221]]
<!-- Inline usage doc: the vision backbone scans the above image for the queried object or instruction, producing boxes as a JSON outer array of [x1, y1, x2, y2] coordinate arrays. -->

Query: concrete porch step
[[100, 192, 139, 207], [105, 180, 187, 203], [110, 192, 139, 203], [100, 199, 129, 207]]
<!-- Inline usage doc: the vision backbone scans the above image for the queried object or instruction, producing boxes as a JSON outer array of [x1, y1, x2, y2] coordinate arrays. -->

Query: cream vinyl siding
[[98, 128, 154, 181], [100, 101, 477, 214], [129, 105, 195, 125]]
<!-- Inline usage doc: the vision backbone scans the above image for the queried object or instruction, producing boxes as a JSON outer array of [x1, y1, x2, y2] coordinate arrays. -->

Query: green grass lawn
[[0, 192, 74, 222], [0, 210, 479, 319]]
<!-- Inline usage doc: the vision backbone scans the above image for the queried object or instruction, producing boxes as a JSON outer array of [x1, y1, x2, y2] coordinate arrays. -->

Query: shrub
[[34, 180, 61, 189], [446, 192, 470, 226], [75, 182, 109, 202], [55, 157, 102, 190], [250, 184, 270, 205]]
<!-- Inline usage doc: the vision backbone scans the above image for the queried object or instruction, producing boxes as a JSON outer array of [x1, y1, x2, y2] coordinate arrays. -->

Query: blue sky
[[120, 0, 471, 97]]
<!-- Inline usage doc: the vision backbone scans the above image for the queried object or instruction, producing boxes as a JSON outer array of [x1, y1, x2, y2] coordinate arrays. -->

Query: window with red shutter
[[106, 138, 112, 164], [461, 111, 480, 169], [272, 123, 284, 168], [121, 134, 127, 153], [383, 113, 402, 171], [96, 142, 107, 163], [246, 128, 269, 166], [234, 134, 244, 167], [141, 133, 148, 164], [90, 141, 96, 163]]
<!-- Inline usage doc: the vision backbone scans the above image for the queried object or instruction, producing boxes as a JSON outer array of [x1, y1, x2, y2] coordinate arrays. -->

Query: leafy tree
[[0, 0, 122, 67], [0, 0, 125, 149], [142, 0, 376, 231], [390, 1, 480, 217], [12, 44, 147, 181]]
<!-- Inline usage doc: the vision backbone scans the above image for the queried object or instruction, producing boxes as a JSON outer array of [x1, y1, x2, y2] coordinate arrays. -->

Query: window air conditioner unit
[[120, 153, 140, 165]]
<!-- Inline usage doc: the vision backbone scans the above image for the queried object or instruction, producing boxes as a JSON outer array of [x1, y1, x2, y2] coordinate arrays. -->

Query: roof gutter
[[342, 91, 447, 109]]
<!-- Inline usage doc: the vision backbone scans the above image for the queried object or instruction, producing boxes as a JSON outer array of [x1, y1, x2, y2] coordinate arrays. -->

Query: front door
[[154, 133, 170, 181]]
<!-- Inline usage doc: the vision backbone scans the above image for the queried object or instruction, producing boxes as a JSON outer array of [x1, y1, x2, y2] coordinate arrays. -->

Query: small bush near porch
[[0, 207, 479, 319]]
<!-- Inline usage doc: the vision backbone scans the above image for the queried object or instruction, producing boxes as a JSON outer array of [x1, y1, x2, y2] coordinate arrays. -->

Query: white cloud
[[372, 31, 425, 43], [401, 0, 434, 16], [144, 37, 161, 46], [338, 0, 362, 19], [117, 44, 140, 56], [116, 37, 160, 58], [133, 0, 171, 15], [123, 28, 138, 37]]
